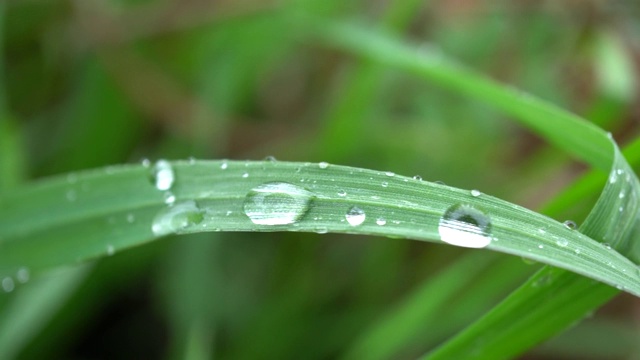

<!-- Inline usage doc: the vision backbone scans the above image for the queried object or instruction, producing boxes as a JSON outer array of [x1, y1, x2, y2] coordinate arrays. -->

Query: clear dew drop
[[345, 206, 366, 226], [107, 245, 115, 256], [381, 181, 389, 188], [413, 175, 422, 181], [141, 158, 151, 167], [556, 238, 569, 247], [16, 267, 29, 283], [220, 161, 228, 170], [264, 155, 277, 162], [152, 159, 175, 191], [376, 217, 387, 226], [318, 162, 329, 169], [242, 172, 249, 178], [563, 220, 577, 230], [602, 243, 612, 250], [2, 277, 15, 292], [151, 201, 205, 236], [337, 190, 347, 197], [243, 182, 314, 226], [385, 171, 395, 177], [470, 189, 481, 197], [438, 204, 492, 249], [126, 213, 135, 223]]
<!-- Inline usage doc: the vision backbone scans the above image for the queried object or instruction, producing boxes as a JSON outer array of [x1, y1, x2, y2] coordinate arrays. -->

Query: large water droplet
[[438, 204, 492, 248], [152, 201, 205, 236], [563, 220, 577, 230], [345, 206, 366, 226], [152, 160, 175, 191], [243, 182, 314, 225]]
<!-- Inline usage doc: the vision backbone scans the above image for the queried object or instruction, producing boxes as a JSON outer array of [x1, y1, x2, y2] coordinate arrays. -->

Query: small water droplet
[[220, 161, 228, 170], [318, 162, 329, 169], [413, 175, 422, 181], [337, 190, 347, 197], [532, 274, 552, 287], [164, 192, 176, 205], [538, 228, 546, 234], [563, 220, 577, 230], [141, 158, 151, 167], [242, 172, 249, 178], [556, 238, 569, 247], [619, 191, 626, 199], [385, 171, 395, 177], [376, 217, 387, 226], [126, 213, 136, 223], [226, 210, 232, 216], [609, 172, 618, 184], [617, 168, 624, 175], [574, 248, 581, 255], [66, 190, 77, 202], [152, 160, 175, 191], [243, 182, 315, 225], [521, 257, 537, 265], [2, 277, 15, 292], [107, 245, 115, 256], [434, 180, 445, 185], [538, 244, 544, 249], [470, 189, 481, 197], [16, 267, 29, 283], [264, 156, 277, 162], [152, 201, 205, 236], [602, 243, 612, 250], [188, 157, 196, 165], [315, 227, 328, 234], [345, 206, 366, 226], [438, 204, 492, 248], [381, 181, 388, 188]]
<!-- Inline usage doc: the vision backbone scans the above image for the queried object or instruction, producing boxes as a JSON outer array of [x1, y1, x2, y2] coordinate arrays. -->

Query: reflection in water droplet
[[152, 160, 175, 191], [16, 267, 29, 283], [164, 192, 176, 205], [376, 217, 387, 226], [152, 201, 205, 236], [413, 175, 422, 181], [563, 220, 577, 230], [438, 204, 492, 248], [346, 206, 366, 226], [2, 277, 15, 292], [243, 182, 314, 225]]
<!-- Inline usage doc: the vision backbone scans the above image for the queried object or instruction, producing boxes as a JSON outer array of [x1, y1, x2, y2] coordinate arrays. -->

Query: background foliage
[[1, 0, 640, 359]]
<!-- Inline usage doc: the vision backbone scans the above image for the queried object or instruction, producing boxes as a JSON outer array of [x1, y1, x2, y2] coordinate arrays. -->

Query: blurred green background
[[1, 0, 640, 359]]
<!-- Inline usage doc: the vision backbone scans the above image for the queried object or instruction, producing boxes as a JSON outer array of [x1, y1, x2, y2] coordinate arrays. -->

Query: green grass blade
[[307, 19, 640, 359], [0, 160, 638, 298]]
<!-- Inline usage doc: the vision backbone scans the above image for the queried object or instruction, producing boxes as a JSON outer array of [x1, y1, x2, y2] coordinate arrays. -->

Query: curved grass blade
[[0, 160, 638, 298], [308, 19, 640, 359]]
